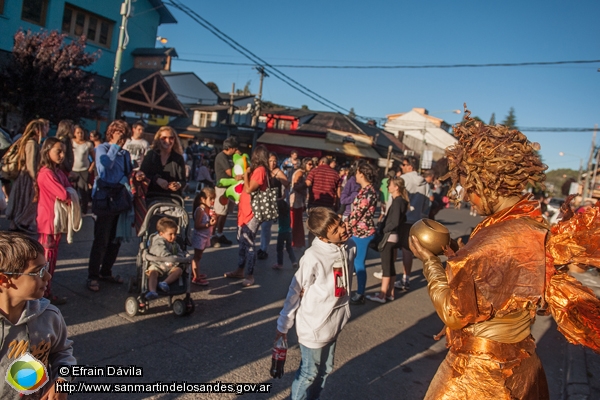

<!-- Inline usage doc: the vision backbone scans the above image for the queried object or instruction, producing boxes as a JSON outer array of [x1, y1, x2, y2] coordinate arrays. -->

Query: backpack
[[0, 139, 22, 180]]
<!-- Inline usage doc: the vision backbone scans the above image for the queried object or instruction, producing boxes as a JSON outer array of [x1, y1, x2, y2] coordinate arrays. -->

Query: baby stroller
[[125, 196, 195, 317]]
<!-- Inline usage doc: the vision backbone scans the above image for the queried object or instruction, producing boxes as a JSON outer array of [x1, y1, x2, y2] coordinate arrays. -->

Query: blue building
[[0, 0, 186, 130]]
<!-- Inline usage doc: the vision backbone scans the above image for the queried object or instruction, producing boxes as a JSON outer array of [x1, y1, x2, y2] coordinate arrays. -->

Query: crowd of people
[[0, 115, 598, 400]]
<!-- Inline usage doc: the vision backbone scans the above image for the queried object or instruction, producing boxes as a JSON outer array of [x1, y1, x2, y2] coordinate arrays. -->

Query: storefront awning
[[258, 132, 381, 159]]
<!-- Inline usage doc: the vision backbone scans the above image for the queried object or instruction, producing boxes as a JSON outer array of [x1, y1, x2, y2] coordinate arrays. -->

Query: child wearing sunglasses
[[0, 231, 75, 399]]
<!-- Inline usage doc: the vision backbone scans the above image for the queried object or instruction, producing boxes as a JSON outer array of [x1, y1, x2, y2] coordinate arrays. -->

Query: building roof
[[188, 105, 230, 112], [147, 0, 177, 24], [131, 47, 178, 57], [160, 71, 219, 105], [216, 92, 256, 102], [118, 68, 187, 116]]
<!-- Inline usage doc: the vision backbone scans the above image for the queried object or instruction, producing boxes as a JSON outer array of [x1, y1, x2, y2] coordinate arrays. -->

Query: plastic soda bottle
[[270, 336, 287, 378]]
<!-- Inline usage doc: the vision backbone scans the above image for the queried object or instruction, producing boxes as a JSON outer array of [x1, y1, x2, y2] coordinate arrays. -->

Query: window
[[275, 119, 291, 130], [22, 0, 48, 26], [62, 4, 114, 48], [193, 111, 212, 128]]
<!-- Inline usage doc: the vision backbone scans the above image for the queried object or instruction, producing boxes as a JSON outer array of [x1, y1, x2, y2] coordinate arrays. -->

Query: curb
[[565, 344, 589, 400]]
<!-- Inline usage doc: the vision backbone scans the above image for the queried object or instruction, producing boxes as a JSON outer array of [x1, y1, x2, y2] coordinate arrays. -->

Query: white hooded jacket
[[277, 237, 356, 349]]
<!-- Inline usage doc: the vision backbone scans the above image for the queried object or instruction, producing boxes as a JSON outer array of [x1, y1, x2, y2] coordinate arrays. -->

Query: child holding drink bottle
[[275, 207, 356, 400]]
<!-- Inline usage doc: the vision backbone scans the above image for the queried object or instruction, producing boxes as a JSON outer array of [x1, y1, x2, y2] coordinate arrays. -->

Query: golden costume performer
[[409, 107, 600, 400]]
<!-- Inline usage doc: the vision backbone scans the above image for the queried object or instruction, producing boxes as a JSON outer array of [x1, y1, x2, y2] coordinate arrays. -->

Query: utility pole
[[590, 146, 600, 199], [251, 66, 268, 149], [108, 0, 131, 122], [384, 145, 393, 175], [227, 83, 235, 138], [582, 124, 597, 200]]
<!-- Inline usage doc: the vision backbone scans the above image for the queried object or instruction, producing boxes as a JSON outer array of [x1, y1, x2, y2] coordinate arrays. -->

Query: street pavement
[[2, 204, 598, 399]]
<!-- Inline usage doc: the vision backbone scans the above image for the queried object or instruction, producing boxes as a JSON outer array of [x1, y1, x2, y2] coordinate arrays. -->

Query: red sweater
[[37, 166, 71, 235]]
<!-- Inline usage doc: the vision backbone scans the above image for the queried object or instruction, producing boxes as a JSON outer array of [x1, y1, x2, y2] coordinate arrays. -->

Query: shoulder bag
[[251, 170, 279, 223]]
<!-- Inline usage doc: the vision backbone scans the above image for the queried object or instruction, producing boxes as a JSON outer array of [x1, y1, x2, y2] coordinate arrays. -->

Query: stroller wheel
[[172, 299, 186, 317], [125, 297, 139, 317], [128, 276, 138, 294], [185, 299, 195, 315]]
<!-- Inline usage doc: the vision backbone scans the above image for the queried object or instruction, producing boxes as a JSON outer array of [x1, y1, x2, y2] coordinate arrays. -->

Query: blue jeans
[[352, 235, 373, 295], [260, 220, 273, 252], [237, 218, 260, 276], [291, 342, 337, 400], [277, 231, 297, 265]]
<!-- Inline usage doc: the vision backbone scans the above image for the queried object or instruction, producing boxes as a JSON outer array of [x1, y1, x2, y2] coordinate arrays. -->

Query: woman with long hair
[[224, 145, 270, 287], [290, 157, 314, 248], [6, 119, 45, 233], [347, 162, 379, 305], [139, 126, 186, 203], [87, 120, 132, 292], [367, 177, 409, 303], [257, 152, 289, 260], [410, 108, 600, 399]]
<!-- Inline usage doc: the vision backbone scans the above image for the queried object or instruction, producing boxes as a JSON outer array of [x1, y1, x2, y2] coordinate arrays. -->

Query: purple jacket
[[340, 176, 360, 216]]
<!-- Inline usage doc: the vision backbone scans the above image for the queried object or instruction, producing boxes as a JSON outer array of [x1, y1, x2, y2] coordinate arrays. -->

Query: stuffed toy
[[217, 153, 249, 204]]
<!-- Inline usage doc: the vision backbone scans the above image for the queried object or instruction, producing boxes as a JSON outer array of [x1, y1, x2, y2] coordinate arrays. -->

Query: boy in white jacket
[[276, 207, 356, 400]]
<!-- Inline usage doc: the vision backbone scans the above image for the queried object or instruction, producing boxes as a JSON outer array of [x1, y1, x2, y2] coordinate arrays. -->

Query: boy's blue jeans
[[291, 341, 336, 400], [277, 231, 297, 265]]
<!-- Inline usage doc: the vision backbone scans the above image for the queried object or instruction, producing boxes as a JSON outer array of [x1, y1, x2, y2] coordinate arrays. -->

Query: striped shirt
[[306, 164, 341, 209]]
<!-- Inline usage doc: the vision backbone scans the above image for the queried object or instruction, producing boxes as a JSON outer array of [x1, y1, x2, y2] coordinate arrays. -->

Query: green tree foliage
[[206, 81, 220, 93], [301, 105, 309, 110], [0, 30, 100, 123], [489, 113, 496, 125], [348, 107, 356, 119], [236, 80, 252, 95], [261, 100, 286, 110], [501, 107, 517, 129], [545, 168, 579, 196]]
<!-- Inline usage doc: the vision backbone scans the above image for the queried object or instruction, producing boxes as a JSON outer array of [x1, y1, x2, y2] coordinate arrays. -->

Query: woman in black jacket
[[367, 176, 409, 303], [139, 126, 186, 204]]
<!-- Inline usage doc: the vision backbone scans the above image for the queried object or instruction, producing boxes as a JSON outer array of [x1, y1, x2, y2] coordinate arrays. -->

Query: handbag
[[0, 139, 21, 180], [92, 179, 132, 216], [251, 172, 279, 223]]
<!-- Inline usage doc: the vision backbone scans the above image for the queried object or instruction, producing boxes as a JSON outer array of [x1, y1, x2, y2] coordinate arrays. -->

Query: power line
[[175, 58, 600, 69], [164, 1, 352, 115]]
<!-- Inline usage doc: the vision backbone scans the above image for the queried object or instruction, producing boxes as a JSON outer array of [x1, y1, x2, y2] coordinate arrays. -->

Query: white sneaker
[[394, 281, 404, 290], [373, 271, 383, 279], [366, 294, 386, 304]]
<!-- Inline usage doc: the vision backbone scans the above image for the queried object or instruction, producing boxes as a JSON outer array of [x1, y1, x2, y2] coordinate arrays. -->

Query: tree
[[489, 113, 496, 125], [206, 81, 220, 93], [236, 80, 252, 95], [301, 105, 309, 110], [0, 30, 100, 123], [501, 107, 517, 129], [348, 107, 356, 119]]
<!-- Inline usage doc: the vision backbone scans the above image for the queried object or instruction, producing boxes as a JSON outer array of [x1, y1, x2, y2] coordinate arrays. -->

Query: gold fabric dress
[[423, 197, 600, 400]]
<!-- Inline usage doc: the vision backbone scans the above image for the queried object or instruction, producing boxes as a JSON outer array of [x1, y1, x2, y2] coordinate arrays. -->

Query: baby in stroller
[[146, 217, 186, 300]]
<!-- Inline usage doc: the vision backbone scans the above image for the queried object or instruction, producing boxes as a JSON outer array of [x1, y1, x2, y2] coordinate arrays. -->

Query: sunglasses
[[402, 163, 410, 167], [2, 262, 49, 278], [160, 136, 175, 141]]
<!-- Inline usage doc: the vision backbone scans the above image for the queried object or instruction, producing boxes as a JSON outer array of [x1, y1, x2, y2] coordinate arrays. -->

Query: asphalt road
[[2, 205, 584, 399]]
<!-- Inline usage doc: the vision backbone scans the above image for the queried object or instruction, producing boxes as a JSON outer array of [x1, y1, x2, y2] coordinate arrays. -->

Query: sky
[[156, 0, 600, 172]]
